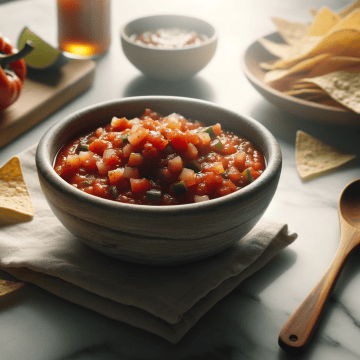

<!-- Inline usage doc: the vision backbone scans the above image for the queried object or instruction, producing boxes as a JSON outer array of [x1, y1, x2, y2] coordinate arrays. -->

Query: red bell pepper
[[0, 34, 33, 111]]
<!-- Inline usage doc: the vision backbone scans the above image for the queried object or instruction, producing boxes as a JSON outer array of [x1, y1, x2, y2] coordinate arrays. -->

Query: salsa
[[130, 28, 206, 49], [54, 109, 266, 205]]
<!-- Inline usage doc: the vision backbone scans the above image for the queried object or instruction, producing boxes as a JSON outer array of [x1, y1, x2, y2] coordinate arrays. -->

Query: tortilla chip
[[300, 70, 360, 113], [271, 17, 310, 45], [284, 88, 327, 99], [338, 0, 360, 18], [263, 53, 331, 84], [0, 157, 35, 224], [0, 279, 24, 297], [296, 131, 357, 181], [306, 7, 340, 37], [309, 8, 318, 18]]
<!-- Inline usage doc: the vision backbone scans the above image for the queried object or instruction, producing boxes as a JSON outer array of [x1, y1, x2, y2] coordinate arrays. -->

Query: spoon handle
[[278, 232, 354, 355]]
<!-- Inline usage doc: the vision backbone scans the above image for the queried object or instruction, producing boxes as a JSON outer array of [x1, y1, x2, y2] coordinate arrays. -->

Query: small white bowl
[[120, 14, 218, 81]]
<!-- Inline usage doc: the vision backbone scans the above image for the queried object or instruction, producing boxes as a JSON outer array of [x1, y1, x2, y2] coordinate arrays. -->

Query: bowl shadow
[[123, 74, 215, 102]]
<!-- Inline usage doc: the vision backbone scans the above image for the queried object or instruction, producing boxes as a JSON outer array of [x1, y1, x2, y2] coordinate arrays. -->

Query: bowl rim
[[36, 96, 281, 215], [120, 14, 218, 52]]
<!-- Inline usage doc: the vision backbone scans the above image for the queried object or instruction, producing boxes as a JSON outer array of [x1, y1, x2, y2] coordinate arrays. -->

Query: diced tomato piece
[[122, 143, 133, 158], [168, 156, 183, 173], [221, 144, 238, 155], [167, 130, 188, 152], [84, 186, 94, 195], [195, 181, 208, 196], [165, 113, 182, 130], [93, 182, 110, 198], [105, 132, 124, 148], [108, 168, 125, 185], [123, 166, 139, 179], [158, 168, 177, 183], [128, 126, 149, 146], [79, 151, 98, 171], [103, 149, 121, 166], [234, 151, 247, 171], [95, 127, 105, 138], [111, 117, 132, 131], [202, 161, 225, 174], [227, 166, 242, 183], [142, 143, 159, 159], [212, 123, 221, 135], [88, 139, 111, 155], [139, 108, 161, 120], [96, 160, 111, 176], [183, 143, 198, 160], [217, 180, 237, 197], [128, 153, 143, 167], [147, 131, 169, 150], [130, 178, 151, 193], [141, 119, 156, 130], [204, 172, 223, 190], [179, 168, 196, 187]]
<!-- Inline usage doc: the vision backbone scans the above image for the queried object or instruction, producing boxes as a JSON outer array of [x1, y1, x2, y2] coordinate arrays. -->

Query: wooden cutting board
[[0, 58, 96, 149]]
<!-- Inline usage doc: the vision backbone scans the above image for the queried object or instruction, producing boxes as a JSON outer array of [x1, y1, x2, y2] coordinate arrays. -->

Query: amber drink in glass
[[57, 0, 111, 59]]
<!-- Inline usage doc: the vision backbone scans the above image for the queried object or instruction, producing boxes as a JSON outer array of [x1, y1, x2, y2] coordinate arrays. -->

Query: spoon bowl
[[279, 178, 360, 355]]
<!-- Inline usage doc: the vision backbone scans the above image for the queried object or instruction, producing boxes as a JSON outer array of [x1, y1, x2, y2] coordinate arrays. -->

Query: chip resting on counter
[[0, 156, 35, 224], [295, 131, 357, 181]]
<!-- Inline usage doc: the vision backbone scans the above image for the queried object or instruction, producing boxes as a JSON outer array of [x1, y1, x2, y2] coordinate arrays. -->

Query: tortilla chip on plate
[[306, 7, 340, 37], [270, 16, 310, 45], [0, 157, 35, 225], [300, 70, 360, 113], [296, 131, 357, 181], [0, 279, 24, 297]]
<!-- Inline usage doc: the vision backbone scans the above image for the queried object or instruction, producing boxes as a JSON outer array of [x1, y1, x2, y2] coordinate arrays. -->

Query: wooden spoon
[[279, 178, 360, 355]]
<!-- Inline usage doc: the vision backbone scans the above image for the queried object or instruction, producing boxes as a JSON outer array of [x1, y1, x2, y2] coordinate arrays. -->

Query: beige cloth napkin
[[0, 145, 297, 343]]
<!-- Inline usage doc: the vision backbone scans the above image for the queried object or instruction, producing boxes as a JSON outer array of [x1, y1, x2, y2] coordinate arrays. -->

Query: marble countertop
[[1, 0, 360, 359]]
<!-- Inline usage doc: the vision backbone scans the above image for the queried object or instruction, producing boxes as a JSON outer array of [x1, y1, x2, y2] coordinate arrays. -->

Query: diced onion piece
[[66, 154, 81, 170], [123, 166, 139, 179], [194, 195, 210, 202], [179, 168, 196, 187], [203, 161, 225, 174], [168, 156, 183, 173], [198, 132, 211, 146], [96, 160, 111, 176], [122, 143, 133, 158]]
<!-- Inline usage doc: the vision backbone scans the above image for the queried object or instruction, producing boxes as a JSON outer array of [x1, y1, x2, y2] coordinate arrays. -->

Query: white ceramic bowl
[[36, 96, 281, 265], [120, 15, 218, 81]]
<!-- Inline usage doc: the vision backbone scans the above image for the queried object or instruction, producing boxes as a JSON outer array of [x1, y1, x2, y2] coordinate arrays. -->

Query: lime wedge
[[17, 27, 69, 71]]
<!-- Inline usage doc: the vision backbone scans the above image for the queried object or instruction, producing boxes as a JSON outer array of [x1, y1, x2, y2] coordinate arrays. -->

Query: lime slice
[[17, 27, 69, 71]]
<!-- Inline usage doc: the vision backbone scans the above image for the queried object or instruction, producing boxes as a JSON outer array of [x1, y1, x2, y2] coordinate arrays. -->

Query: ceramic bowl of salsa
[[120, 15, 218, 81], [36, 96, 281, 265]]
